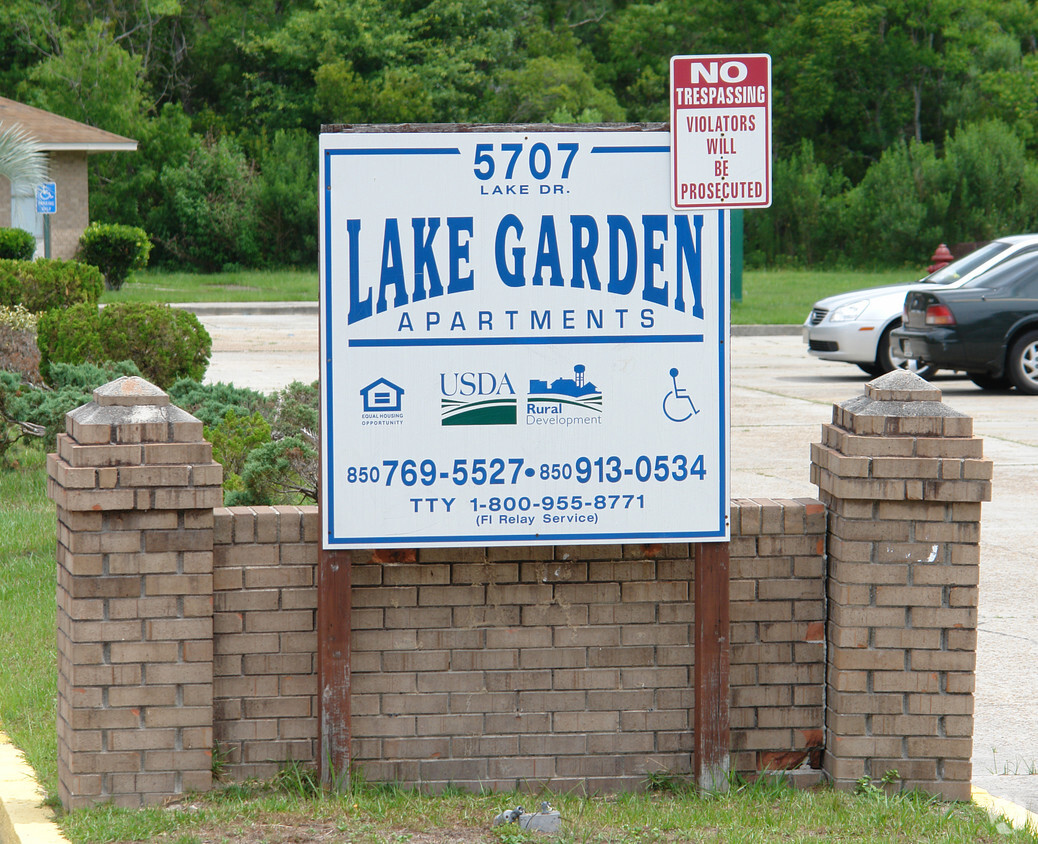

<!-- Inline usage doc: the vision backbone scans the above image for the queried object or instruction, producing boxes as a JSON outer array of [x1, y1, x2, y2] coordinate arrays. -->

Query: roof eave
[[40, 142, 139, 153]]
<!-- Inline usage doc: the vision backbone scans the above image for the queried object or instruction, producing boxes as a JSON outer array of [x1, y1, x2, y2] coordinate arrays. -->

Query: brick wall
[[48, 151, 89, 260], [48, 377, 223, 808], [50, 372, 990, 807], [811, 372, 990, 800], [212, 506, 321, 780], [210, 498, 825, 791]]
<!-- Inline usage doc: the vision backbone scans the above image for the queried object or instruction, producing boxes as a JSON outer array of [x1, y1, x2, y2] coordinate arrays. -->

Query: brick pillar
[[811, 371, 991, 800], [47, 376, 223, 809]]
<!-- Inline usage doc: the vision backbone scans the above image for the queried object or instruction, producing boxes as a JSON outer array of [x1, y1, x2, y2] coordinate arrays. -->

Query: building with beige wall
[[0, 97, 136, 259]]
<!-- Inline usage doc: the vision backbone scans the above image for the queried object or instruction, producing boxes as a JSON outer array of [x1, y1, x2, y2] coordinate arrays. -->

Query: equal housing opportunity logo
[[359, 377, 404, 426]]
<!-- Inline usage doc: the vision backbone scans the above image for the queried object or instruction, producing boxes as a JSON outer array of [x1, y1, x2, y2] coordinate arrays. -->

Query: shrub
[[256, 130, 317, 268], [77, 222, 151, 290], [36, 304, 103, 383], [36, 303, 211, 388], [152, 135, 262, 272], [942, 120, 1038, 242], [99, 304, 211, 387], [0, 258, 104, 312], [0, 304, 42, 384], [260, 379, 318, 440], [0, 371, 45, 464], [205, 408, 272, 493], [0, 360, 142, 456], [238, 434, 318, 505], [746, 140, 849, 267], [0, 228, 35, 260], [841, 139, 949, 266], [167, 378, 267, 428]]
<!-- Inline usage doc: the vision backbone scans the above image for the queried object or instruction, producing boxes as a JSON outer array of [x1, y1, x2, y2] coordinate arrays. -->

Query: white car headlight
[[829, 299, 870, 322]]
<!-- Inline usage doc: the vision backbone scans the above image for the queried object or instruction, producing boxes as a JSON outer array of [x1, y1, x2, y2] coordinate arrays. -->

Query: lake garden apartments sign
[[319, 126, 730, 549]]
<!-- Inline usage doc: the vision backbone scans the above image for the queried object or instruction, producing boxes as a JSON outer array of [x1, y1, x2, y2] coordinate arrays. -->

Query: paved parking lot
[[200, 310, 1038, 809]]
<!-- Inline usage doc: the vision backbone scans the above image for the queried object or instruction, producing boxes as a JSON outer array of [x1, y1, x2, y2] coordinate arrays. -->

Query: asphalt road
[[199, 310, 1038, 810]]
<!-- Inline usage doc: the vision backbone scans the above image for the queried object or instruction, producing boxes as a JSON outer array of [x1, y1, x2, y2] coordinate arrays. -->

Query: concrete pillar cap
[[93, 376, 170, 407], [864, 371, 942, 403]]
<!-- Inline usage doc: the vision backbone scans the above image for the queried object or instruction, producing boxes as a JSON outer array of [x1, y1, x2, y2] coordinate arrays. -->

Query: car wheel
[[969, 374, 1012, 392], [877, 323, 937, 379], [1007, 330, 1038, 395], [857, 363, 883, 378]]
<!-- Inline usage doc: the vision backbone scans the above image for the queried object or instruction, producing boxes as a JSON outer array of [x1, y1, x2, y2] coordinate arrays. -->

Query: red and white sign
[[670, 54, 771, 210]]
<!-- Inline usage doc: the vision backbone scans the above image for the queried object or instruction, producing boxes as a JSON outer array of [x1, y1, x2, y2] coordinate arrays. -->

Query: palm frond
[[0, 122, 48, 190]]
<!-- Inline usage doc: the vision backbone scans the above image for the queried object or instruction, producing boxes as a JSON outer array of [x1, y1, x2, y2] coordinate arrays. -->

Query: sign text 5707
[[473, 142, 580, 182]]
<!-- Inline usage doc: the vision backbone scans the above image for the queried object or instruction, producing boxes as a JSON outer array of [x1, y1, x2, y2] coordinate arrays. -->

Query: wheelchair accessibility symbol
[[663, 368, 699, 422]]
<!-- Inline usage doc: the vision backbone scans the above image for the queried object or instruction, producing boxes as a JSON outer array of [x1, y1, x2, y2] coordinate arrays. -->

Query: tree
[[0, 121, 47, 191]]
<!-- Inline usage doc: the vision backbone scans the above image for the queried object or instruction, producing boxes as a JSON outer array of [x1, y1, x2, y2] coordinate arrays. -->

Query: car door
[[957, 257, 1038, 369]]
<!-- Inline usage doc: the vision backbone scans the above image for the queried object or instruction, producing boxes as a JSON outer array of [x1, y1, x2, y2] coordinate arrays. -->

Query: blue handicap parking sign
[[35, 182, 56, 214]]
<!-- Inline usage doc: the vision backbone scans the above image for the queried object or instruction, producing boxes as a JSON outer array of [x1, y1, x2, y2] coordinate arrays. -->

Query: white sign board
[[320, 129, 730, 549], [670, 54, 772, 209]]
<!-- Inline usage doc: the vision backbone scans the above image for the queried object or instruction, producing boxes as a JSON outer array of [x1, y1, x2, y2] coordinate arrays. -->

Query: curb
[[972, 786, 1038, 833], [171, 301, 319, 316], [171, 302, 804, 336], [0, 734, 67, 844], [731, 324, 802, 336]]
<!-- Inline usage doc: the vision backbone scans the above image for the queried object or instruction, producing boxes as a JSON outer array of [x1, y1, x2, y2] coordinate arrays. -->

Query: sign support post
[[35, 182, 56, 259], [693, 541, 731, 791], [317, 545, 352, 789]]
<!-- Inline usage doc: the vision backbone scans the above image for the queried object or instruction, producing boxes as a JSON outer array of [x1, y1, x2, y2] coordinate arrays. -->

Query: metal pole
[[730, 210, 743, 303]]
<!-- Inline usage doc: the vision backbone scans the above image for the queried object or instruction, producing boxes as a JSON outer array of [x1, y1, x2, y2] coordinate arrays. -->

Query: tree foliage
[[3, 0, 1037, 268]]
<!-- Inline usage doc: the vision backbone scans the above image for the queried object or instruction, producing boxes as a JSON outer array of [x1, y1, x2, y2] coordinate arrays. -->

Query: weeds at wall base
[[55, 766, 1038, 844]]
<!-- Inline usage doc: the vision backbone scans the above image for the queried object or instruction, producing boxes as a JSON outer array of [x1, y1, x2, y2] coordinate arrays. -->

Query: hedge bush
[[0, 258, 104, 312], [35, 304, 102, 383], [0, 228, 36, 261], [0, 304, 42, 385], [77, 222, 152, 290], [36, 303, 211, 388]]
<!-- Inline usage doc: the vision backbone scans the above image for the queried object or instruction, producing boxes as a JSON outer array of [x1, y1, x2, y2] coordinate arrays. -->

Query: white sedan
[[803, 235, 1038, 377]]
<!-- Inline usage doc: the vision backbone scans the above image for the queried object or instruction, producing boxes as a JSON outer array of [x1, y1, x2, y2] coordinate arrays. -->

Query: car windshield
[[922, 241, 1010, 284], [959, 251, 1038, 290]]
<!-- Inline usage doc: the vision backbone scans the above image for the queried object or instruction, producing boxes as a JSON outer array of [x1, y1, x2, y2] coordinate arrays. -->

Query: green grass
[[733, 268, 914, 324], [98, 266, 914, 324], [57, 768, 1037, 844], [99, 268, 318, 304], [0, 446, 58, 796]]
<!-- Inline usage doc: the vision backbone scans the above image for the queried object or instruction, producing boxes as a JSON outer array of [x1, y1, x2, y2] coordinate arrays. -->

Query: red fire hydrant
[[928, 243, 954, 274]]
